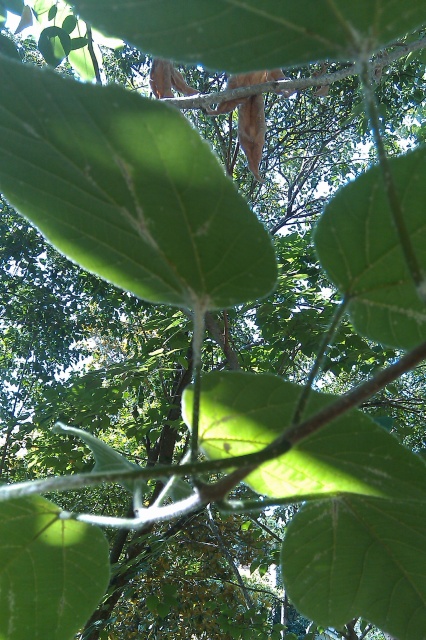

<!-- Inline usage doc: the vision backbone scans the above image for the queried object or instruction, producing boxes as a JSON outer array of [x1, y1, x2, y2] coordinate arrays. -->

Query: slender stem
[[359, 59, 425, 298], [291, 297, 349, 425], [207, 506, 255, 610], [190, 303, 205, 463]]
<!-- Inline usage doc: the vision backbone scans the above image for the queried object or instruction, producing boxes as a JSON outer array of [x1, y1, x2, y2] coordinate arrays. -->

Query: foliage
[[0, 1, 426, 639]]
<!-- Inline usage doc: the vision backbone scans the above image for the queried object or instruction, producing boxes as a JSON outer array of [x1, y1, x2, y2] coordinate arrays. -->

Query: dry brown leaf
[[170, 68, 199, 96], [372, 63, 384, 83], [150, 59, 174, 98], [212, 71, 268, 114], [238, 93, 266, 182], [15, 5, 33, 35], [150, 59, 198, 98], [211, 69, 291, 180]]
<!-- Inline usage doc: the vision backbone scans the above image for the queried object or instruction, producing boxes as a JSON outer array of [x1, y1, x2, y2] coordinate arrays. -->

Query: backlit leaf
[[182, 371, 426, 500]]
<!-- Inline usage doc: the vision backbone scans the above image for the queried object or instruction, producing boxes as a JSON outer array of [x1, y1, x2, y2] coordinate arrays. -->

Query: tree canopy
[[0, 2, 426, 639]]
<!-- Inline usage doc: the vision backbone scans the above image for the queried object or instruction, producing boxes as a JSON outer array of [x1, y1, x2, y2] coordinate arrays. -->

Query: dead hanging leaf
[[150, 59, 198, 99], [212, 71, 268, 114], [208, 69, 293, 182], [238, 93, 266, 183], [150, 59, 174, 98], [372, 63, 384, 83], [266, 68, 295, 97], [171, 67, 198, 96], [210, 69, 291, 180]]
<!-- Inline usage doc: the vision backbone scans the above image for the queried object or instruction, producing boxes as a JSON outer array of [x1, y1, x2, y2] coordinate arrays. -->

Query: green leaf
[[281, 497, 426, 639], [38, 25, 71, 66], [145, 594, 160, 613], [69, 0, 426, 72], [68, 42, 95, 80], [182, 371, 426, 500], [53, 423, 142, 493], [0, 495, 109, 640], [62, 13, 77, 34], [314, 146, 426, 349], [69, 35, 87, 50], [47, 3, 57, 20], [0, 57, 277, 310]]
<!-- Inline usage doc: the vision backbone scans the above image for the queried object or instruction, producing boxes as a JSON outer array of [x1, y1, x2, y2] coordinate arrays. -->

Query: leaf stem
[[291, 297, 349, 425], [190, 303, 205, 463], [359, 59, 425, 299]]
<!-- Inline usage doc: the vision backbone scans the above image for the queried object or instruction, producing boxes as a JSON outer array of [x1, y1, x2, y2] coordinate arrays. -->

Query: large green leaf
[[70, 0, 426, 72], [0, 0, 23, 15], [53, 423, 143, 493], [314, 146, 426, 349], [0, 56, 276, 309], [0, 495, 109, 640], [281, 497, 426, 639], [182, 371, 426, 500]]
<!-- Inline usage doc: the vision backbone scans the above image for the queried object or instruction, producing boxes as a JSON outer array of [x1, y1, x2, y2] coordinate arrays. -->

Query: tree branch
[[2, 340, 426, 505], [162, 35, 426, 111]]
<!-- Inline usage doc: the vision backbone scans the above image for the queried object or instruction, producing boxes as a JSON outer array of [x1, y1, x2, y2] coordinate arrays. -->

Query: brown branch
[[85, 24, 101, 84], [282, 340, 426, 445], [205, 311, 240, 369]]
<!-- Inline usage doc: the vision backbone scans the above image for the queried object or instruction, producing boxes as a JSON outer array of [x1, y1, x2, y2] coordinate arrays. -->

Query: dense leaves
[[0, 2, 425, 640]]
